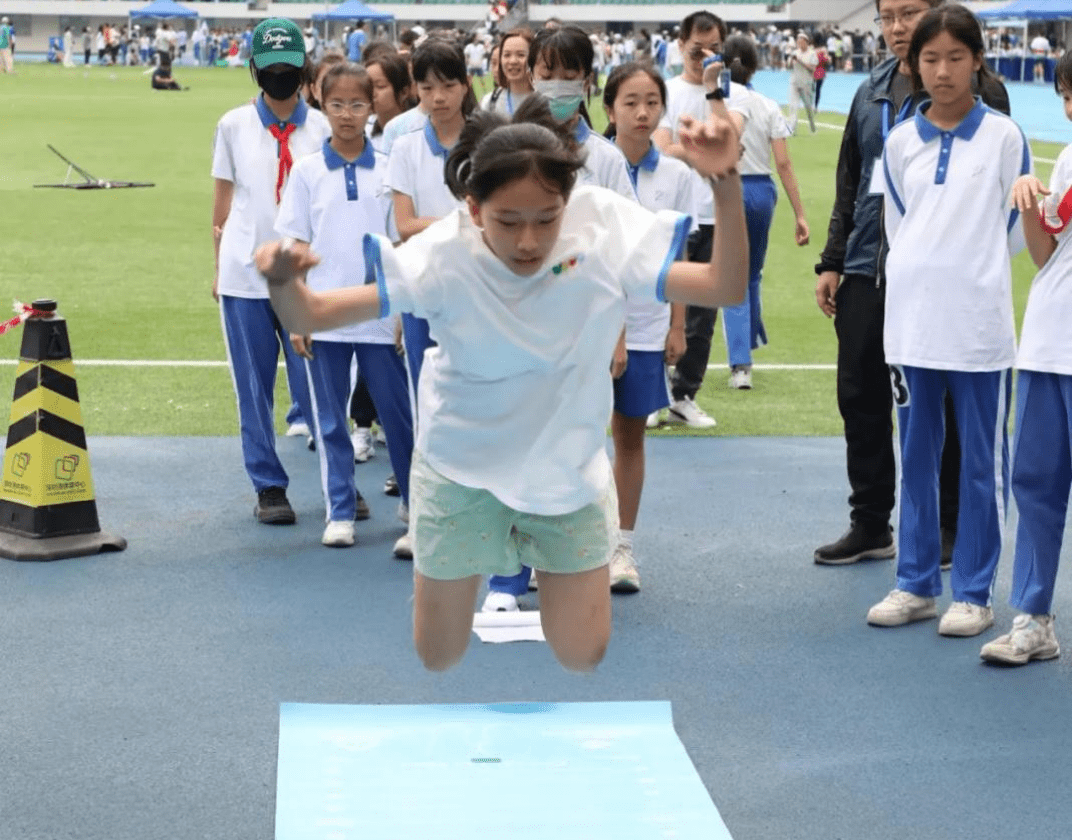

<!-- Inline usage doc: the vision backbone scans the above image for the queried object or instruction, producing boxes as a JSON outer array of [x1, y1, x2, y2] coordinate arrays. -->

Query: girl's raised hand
[[255, 239, 320, 284], [677, 103, 741, 180], [1011, 174, 1050, 214]]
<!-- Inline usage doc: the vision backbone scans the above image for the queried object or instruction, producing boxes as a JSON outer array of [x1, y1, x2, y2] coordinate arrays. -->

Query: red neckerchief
[[1040, 184, 1072, 235], [267, 122, 297, 204]]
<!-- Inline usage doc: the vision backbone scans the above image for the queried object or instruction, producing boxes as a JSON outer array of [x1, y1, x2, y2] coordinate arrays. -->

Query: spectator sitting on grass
[[152, 54, 186, 90]]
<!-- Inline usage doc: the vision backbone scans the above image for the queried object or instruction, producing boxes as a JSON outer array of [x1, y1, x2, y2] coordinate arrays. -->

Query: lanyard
[[881, 97, 914, 144]]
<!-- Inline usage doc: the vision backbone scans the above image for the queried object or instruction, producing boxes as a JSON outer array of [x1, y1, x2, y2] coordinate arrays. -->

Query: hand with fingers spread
[[1011, 174, 1050, 215]]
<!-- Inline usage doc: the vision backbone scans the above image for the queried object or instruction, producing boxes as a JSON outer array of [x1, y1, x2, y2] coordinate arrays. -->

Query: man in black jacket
[[813, 0, 1010, 566]]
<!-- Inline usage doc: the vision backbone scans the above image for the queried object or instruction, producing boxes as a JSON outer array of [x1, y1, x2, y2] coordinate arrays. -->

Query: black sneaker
[[383, 474, 400, 497], [940, 527, 955, 571], [354, 490, 371, 521], [814, 524, 895, 565], [255, 486, 296, 525]]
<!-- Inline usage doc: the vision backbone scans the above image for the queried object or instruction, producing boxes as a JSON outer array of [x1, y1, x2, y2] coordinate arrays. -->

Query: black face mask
[[257, 67, 302, 101]]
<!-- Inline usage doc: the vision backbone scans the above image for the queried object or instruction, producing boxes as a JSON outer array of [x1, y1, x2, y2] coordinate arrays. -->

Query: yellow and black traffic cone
[[0, 299, 126, 560]]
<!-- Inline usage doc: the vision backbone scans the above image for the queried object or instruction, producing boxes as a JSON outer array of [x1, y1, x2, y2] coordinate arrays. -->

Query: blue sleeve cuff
[[362, 234, 390, 319], [656, 214, 692, 304]]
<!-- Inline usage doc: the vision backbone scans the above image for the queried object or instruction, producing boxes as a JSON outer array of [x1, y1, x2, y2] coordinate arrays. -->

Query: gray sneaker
[[980, 614, 1060, 665]]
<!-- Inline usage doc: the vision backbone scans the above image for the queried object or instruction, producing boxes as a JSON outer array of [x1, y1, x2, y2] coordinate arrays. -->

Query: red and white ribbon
[[1039, 185, 1072, 235], [0, 301, 51, 337]]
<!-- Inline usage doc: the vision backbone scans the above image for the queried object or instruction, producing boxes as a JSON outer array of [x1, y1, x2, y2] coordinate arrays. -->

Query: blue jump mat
[[276, 700, 733, 840]]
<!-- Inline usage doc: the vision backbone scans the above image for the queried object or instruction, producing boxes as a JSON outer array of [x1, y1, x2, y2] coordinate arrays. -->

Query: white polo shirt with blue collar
[[212, 95, 331, 299], [882, 98, 1030, 372], [574, 119, 637, 200], [385, 119, 464, 220], [624, 143, 701, 350], [276, 138, 394, 344]]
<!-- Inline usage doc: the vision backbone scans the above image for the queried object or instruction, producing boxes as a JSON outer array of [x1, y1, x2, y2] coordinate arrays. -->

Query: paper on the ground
[[471, 609, 545, 643], [276, 701, 734, 840]]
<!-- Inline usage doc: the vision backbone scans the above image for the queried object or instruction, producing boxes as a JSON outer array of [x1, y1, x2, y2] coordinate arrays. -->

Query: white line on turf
[[0, 359, 837, 371]]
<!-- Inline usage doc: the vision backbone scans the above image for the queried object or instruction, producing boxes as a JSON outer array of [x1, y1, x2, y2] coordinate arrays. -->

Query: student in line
[[275, 62, 413, 553], [603, 62, 701, 593], [255, 96, 747, 671], [980, 52, 1072, 665], [211, 18, 329, 525], [866, 4, 1030, 637]]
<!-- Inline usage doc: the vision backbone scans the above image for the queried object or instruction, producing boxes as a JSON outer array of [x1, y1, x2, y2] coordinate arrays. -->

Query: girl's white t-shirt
[[625, 145, 701, 350], [211, 97, 331, 299], [364, 185, 692, 515], [384, 120, 464, 220], [736, 88, 792, 177], [882, 100, 1030, 371], [275, 139, 395, 344], [574, 120, 636, 199], [1018, 144, 1072, 375]]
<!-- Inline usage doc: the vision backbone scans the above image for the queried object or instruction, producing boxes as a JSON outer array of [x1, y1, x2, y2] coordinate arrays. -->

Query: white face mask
[[533, 78, 586, 120]]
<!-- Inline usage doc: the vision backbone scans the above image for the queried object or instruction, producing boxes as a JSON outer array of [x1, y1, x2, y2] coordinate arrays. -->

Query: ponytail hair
[[721, 34, 758, 86], [445, 95, 586, 204]]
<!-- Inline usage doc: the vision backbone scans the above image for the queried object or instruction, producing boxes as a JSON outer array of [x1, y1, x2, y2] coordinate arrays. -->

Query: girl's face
[[607, 71, 663, 145], [416, 71, 467, 122], [367, 63, 405, 124], [1060, 83, 1072, 122], [917, 29, 981, 111], [532, 53, 587, 88], [322, 75, 372, 143], [500, 36, 529, 85], [468, 173, 567, 277]]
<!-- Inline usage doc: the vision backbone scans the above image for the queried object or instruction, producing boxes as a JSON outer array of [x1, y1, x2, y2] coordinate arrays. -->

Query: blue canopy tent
[[977, 0, 1072, 81], [312, 0, 395, 46]]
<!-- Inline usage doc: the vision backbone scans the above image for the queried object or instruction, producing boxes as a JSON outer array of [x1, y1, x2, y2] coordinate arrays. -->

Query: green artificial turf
[[0, 64, 1059, 437]]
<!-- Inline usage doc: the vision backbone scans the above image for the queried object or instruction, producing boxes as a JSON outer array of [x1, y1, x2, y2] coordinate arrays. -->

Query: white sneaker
[[666, 396, 717, 429], [285, 421, 311, 437], [322, 520, 355, 547], [393, 532, 413, 559], [980, 614, 1060, 664], [867, 589, 937, 627], [351, 427, 375, 463], [729, 367, 752, 390], [397, 502, 409, 524], [609, 544, 640, 593], [646, 410, 663, 429], [482, 590, 519, 612], [938, 601, 994, 637], [528, 570, 539, 591]]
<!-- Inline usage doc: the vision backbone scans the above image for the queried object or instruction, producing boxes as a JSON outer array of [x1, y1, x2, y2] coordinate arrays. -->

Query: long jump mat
[[275, 700, 734, 839]]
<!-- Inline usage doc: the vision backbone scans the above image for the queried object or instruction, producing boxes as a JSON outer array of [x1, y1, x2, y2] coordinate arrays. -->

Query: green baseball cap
[[251, 18, 306, 69]]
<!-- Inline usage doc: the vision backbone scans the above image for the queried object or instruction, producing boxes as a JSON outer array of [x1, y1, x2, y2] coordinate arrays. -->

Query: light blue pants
[[1008, 370, 1072, 615], [894, 365, 1010, 605], [219, 295, 314, 493], [305, 341, 413, 521], [722, 175, 774, 368]]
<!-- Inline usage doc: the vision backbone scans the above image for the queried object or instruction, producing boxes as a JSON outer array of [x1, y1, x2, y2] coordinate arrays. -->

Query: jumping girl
[[719, 35, 809, 390], [979, 51, 1072, 665], [481, 28, 534, 117], [255, 97, 747, 672], [275, 62, 414, 553], [211, 18, 329, 525], [867, 4, 1030, 637], [602, 62, 701, 593]]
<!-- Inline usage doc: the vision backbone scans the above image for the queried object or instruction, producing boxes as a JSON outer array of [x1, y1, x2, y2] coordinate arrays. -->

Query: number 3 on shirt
[[889, 365, 910, 408]]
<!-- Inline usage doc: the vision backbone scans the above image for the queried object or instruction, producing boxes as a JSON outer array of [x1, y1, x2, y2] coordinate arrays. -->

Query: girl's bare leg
[[413, 572, 481, 671], [612, 412, 648, 531], [535, 565, 612, 672]]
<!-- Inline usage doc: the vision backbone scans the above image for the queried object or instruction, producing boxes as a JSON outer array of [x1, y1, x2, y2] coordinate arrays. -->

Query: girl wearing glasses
[[275, 62, 414, 551]]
